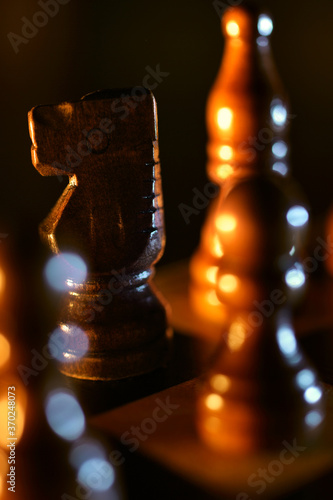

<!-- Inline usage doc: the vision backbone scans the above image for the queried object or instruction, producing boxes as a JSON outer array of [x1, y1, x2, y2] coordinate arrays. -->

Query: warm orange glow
[[219, 145, 233, 160], [206, 290, 221, 307], [0, 268, 5, 293], [216, 164, 234, 180], [227, 321, 247, 351], [216, 214, 237, 232], [210, 374, 230, 393], [0, 334, 10, 368], [197, 398, 258, 454], [218, 274, 238, 293], [189, 4, 260, 328], [226, 21, 240, 37], [190, 285, 228, 325], [0, 449, 7, 495], [204, 416, 221, 432], [212, 234, 224, 258], [189, 244, 227, 324], [206, 266, 218, 285], [0, 391, 27, 448], [205, 393, 224, 411], [217, 107, 233, 130]]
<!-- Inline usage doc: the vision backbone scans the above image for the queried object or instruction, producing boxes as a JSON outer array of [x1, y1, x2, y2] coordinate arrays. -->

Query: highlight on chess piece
[[190, 4, 293, 325], [196, 171, 325, 454], [28, 88, 172, 381]]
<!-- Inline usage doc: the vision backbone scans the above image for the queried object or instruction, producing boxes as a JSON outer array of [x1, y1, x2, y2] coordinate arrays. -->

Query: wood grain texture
[[28, 88, 172, 380]]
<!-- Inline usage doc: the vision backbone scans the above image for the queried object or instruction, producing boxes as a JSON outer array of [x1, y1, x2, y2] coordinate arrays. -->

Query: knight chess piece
[[196, 171, 325, 453], [28, 88, 172, 381], [190, 4, 293, 324]]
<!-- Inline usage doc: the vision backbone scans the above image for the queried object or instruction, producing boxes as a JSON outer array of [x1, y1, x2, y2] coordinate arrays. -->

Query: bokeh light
[[286, 206, 309, 228], [206, 290, 221, 307], [48, 324, 89, 363], [44, 252, 87, 291], [218, 274, 238, 293], [45, 390, 85, 441], [219, 145, 233, 161], [78, 458, 115, 492], [216, 214, 237, 232], [272, 161, 288, 176], [272, 140, 288, 159], [258, 14, 273, 37], [216, 164, 234, 180], [227, 321, 247, 351], [296, 369, 315, 389], [217, 107, 233, 130], [226, 21, 240, 37], [305, 410, 324, 428], [271, 100, 287, 127], [210, 374, 230, 393], [205, 394, 224, 411], [304, 386, 323, 405], [206, 266, 218, 285], [277, 325, 297, 356], [285, 266, 306, 289]]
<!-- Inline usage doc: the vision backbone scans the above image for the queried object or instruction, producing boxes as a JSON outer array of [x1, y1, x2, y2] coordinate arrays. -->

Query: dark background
[[1, 0, 333, 267], [1, 4, 333, 497]]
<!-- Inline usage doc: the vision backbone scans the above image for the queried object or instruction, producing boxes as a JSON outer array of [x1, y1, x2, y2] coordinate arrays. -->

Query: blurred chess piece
[[196, 172, 325, 453], [28, 88, 171, 381], [0, 264, 28, 499], [190, 4, 294, 324], [0, 227, 126, 499]]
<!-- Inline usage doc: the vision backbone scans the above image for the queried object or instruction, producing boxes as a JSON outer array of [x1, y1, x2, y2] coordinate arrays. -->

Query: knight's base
[[59, 328, 173, 381]]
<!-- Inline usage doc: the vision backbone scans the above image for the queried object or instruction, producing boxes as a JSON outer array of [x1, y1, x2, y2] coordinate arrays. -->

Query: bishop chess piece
[[28, 88, 171, 381], [196, 170, 325, 453], [190, 4, 292, 324]]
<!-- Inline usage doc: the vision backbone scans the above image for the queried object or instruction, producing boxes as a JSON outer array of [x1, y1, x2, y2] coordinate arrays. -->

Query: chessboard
[[88, 261, 333, 500]]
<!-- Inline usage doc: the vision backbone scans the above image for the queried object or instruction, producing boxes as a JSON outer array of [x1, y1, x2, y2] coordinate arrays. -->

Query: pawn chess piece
[[28, 88, 171, 380], [190, 4, 292, 324], [196, 172, 325, 453]]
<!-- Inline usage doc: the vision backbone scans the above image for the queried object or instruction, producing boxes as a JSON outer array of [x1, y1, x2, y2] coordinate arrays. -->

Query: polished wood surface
[[92, 376, 333, 499]]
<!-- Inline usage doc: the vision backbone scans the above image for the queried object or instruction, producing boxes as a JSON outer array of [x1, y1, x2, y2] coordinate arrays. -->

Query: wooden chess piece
[[196, 172, 325, 453], [28, 88, 172, 381], [190, 4, 291, 324]]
